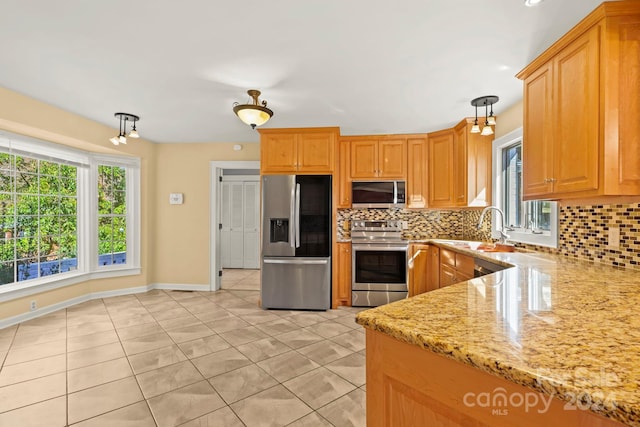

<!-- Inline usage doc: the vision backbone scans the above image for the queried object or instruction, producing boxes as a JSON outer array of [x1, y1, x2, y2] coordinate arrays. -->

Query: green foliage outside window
[[0, 153, 78, 284], [98, 165, 127, 265]]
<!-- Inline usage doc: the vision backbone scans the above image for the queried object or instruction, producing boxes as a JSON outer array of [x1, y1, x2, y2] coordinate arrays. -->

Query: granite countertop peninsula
[[356, 239, 640, 426]]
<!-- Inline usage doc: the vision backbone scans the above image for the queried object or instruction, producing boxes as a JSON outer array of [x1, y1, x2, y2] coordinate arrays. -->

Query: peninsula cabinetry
[[259, 127, 338, 174], [408, 244, 431, 297], [439, 248, 474, 288], [517, 2, 640, 199], [349, 137, 406, 179]]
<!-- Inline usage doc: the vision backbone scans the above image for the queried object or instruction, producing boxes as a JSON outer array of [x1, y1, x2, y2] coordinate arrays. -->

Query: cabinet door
[[408, 244, 429, 297], [297, 131, 335, 173], [523, 62, 554, 198], [378, 139, 407, 178], [553, 26, 600, 195], [428, 130, 455, 208], [471, 132, 492, 207], [337, 139, 351, 208], [427, 245, 440, 292], [453, 125, 468, 206], [455, 253, 475, 279], [260, 133, 297, 173], [407, 138, 428, 208], [335, 242, 352, 307], [439, 263, 457, 288], [350, 139, 378, 178]]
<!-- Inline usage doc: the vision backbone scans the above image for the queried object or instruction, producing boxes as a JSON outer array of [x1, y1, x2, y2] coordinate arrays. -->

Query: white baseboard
[[0, 282, 213, 329]]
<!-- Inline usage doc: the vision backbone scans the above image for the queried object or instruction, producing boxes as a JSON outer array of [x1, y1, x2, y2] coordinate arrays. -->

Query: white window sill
[[506, 230, 558, 248], [0, 267, 141, 302]]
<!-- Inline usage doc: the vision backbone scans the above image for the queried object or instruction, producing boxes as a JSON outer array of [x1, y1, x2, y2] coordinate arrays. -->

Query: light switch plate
[[169, 193, 184, 205]]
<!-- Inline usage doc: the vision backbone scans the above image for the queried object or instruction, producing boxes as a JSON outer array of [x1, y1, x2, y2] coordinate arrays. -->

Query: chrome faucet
[[477, 206, 509, 244]]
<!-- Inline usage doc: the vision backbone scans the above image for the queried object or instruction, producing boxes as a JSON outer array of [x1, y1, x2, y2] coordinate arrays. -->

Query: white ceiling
[[0, 0, 604, 143]]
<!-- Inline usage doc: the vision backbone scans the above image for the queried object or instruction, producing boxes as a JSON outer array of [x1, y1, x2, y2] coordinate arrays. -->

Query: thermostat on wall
[[169, 193, 184, 205]]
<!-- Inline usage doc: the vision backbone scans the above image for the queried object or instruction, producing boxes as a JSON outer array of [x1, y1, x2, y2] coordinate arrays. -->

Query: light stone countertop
[[355, 239, 640, 426]]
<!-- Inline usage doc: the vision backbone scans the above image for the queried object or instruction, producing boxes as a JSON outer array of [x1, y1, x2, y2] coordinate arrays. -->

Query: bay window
[[0, 131, 140, 293]]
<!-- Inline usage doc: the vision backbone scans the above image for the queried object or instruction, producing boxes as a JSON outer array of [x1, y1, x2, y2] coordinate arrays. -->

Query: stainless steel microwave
[[351, 181, 406, 208]]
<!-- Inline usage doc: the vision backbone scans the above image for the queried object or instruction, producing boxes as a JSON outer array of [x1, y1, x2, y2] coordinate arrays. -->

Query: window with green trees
[[98, 165, 127, 265], [0, 153, 78, 284]]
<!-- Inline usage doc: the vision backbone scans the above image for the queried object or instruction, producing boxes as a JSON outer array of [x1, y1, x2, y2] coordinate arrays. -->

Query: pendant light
[[110, 113, 140, 145], [470, 96, 498, 136], [233, 90, 274, 129], [470, 103, 481, 133]]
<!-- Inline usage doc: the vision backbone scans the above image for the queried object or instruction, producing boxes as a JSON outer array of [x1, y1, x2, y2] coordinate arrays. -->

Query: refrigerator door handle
[[295, 183, 301, 248], [289, 184, 296, 248], [263, 258, 329, 265]]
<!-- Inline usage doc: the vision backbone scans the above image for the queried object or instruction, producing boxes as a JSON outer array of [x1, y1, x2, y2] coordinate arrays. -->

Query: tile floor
[[0, 269, 367, 426]]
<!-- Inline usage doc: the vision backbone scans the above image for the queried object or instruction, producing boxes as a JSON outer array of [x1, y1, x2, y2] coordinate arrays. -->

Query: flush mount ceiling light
[[233, 89, 274, 129], [109, 112, 140, 146], [470, 96, 499, 136], [524, 0, 545, 6]]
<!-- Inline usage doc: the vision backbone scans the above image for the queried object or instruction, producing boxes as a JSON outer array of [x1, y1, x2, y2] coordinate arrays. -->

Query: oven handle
[[352, 244, 409, 251], [407, 249, 423, 269]]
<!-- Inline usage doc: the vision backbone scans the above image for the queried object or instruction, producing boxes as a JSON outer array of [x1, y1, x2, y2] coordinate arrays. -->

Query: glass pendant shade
[[234, 106, 272, 128], [470, 123, 481, 133], [110, 136, 120, 145], [481, 124, 494, 136], [233, 90, 274, 129], [119, 135, 127, 144], [487, 115, 497, 126], [128, 128, 139, 138]]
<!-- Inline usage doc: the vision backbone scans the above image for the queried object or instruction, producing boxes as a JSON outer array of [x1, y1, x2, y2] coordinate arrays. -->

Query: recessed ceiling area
[[0, 0, 603, 143]]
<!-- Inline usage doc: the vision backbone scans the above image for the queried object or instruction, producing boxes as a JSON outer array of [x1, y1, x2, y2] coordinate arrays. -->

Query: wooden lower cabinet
[[439, 248, 474, 288], [365, 328, 624, 427], [334, 242, 352, 307]]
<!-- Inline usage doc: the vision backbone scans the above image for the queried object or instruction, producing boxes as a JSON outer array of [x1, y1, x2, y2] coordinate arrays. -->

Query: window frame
[[0, 131, 141, 301], [492, 127, 559, 248]]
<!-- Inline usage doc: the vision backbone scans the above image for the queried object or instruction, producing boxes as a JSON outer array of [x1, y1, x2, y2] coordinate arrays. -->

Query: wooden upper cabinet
[[350, 139, 378, 178], [378, 139, 406, 178], [349, 137, 407, 179], [428, 129, 455, 208], [337, 139, 351, 208], [517, 2, 640, 199], [406, 137, 428, 208], [523, 62, 554, 198], [259, 127, 338, 174], [429, 120, 492, 209]]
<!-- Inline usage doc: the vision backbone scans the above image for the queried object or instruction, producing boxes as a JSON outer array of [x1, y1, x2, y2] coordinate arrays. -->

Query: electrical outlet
[[608, 226, 620, 249], [402, 221, 408, 229], [30, 300, 37, 311]]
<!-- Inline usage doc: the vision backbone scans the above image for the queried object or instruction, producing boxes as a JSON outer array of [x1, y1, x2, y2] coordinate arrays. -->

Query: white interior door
[[228, 182, 245, 268], [243, 181, 260, 268], [220, 182, 231, 267]]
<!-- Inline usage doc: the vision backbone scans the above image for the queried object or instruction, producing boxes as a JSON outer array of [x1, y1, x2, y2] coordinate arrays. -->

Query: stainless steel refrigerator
[[261, 175, 331, 310]]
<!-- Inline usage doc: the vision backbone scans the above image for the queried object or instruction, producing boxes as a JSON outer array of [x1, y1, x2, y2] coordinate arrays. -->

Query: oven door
[[352, 243, 408, 291]]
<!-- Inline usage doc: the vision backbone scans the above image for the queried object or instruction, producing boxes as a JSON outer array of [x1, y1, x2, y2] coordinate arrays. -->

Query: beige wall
[[494, 100, 523, 138], [152, 143, 259, 285]]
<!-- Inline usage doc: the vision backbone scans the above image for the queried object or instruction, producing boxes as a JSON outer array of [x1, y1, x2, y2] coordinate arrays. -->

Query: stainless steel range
[[351, 220, 409, 307]]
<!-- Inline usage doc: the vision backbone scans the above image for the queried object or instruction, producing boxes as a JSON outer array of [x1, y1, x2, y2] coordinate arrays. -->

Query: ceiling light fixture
[[233, 90, 273, 129], [110, 112, 140, 146], [470, 96, 498, 136], [524, 0, 545, 7]]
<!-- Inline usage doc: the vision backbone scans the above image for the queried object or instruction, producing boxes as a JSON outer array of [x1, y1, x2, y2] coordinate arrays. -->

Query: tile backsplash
[[516, 202, 640, 270], [338, 201, 640, 271]]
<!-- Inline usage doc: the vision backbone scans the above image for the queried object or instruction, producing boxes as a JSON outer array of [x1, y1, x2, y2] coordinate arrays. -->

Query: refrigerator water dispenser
[[269, 218, 289, 243]]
